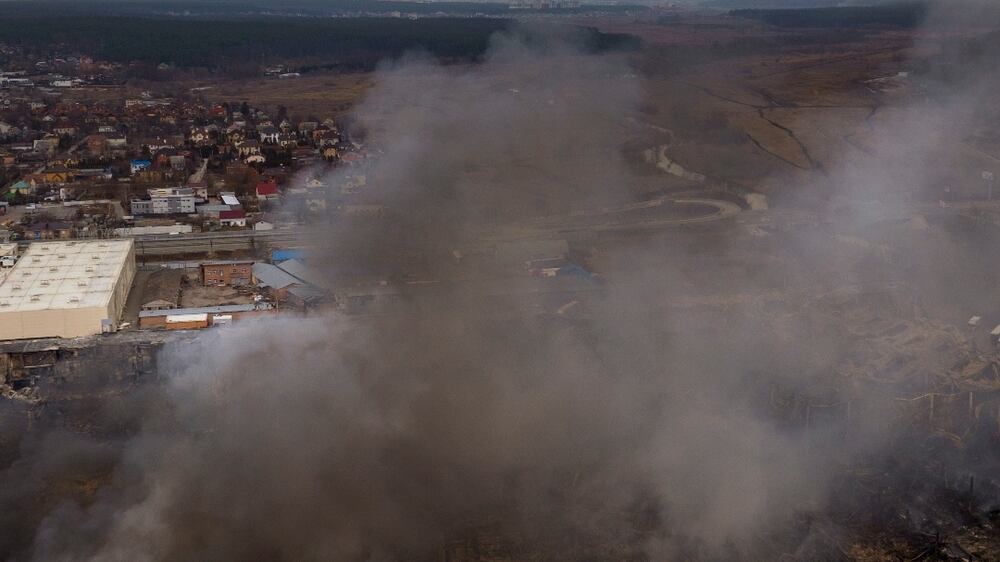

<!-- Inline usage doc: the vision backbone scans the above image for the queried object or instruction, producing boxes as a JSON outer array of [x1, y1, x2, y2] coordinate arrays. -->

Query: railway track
[[131, 229, 305, 256]]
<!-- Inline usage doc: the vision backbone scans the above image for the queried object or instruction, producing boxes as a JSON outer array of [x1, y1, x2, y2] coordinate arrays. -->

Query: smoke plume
[[9, 14, 1000, 562]]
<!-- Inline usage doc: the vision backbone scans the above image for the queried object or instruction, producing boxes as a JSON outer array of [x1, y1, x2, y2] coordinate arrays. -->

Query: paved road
[[126, 194, 745, 257], [492, 195, 743, 240]]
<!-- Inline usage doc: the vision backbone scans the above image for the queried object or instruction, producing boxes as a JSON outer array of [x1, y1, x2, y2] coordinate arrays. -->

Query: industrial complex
[[0, 240, 136, 340]]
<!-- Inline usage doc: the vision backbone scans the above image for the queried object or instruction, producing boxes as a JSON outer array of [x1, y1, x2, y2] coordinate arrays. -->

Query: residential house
[[256, 180, 279, 200], [53, 122, 77, 136], [106, 134, 127, 149], [131, 159, 152, 175], [32, 137, 59, 155], [189, 125, 217, 146], [219, 209, 247, 228], [168, 154, 187, 172], [236, 140, 260, 158], [187, 180, 209, 199], [85, 134, 107, 155], [259, 126, 280, 144], [317, 130, 339, 147], [28, 166, 72, 185], [298, 121, 318, 136], [7, 180, 31, 197]]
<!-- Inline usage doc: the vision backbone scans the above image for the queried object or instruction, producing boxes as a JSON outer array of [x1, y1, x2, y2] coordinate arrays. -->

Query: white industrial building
[[0, 240, 136, 340]]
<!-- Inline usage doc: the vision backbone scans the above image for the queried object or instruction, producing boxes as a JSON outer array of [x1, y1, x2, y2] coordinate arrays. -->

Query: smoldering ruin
[[4, 13, 1000, 562]]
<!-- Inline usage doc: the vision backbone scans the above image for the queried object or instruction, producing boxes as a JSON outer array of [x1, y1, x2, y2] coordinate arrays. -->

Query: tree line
[[0, 16, 638, 72], [731, 3, 929, 29]]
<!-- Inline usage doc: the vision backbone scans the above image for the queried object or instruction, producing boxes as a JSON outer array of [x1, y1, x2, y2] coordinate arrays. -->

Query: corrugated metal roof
[[251, 262, 299, 290], [287, 284, 326, 302], [276, 259, 327, 288], [196, 204, 232, 213], [139, 303, 273, 318]]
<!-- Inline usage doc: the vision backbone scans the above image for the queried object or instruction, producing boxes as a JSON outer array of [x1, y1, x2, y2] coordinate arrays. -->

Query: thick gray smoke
[[14, 15, 1000, 562]]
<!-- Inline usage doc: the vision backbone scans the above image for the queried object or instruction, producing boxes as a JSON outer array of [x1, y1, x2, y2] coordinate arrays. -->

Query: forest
[[731, 3, 929, 28], [0, 15, 638, 71]]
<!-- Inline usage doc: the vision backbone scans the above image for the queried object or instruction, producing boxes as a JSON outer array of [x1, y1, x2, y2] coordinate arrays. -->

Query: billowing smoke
[[7, 13, 1000, 562]]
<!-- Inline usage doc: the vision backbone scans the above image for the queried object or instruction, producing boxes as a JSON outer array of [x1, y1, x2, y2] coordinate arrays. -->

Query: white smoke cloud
[[14, 13, 1000, 562]]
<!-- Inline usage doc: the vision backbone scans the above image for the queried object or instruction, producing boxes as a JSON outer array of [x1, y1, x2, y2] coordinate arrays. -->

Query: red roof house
[[256, 180, 279, 199]]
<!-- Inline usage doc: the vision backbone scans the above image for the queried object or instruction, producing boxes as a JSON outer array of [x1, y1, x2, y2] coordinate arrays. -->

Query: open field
[[193, 72, 374, 118]]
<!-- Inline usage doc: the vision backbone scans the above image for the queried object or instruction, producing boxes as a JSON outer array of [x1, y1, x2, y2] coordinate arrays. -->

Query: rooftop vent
[[29, 296, 39, 302], [39, 281, 49, 286], [67, 296, 80, 303], [48, 267, 57, 272], [0, 302, 8, 307], [57, 254, 65, 259]]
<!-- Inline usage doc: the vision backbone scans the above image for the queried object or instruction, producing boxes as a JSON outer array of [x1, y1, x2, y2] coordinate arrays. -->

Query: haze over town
[[2, 1, 1000, 560]]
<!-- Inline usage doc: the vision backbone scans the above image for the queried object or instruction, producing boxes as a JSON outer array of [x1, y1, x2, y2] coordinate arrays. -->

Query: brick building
[[200, 260, 254, 286]]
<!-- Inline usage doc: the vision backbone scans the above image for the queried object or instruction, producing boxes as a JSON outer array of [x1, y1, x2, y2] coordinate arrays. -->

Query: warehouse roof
[[276, 258, 327, 288], [0, 240, 133, 312], [252, 262, 300, 290], [138, 302, 273, 318]]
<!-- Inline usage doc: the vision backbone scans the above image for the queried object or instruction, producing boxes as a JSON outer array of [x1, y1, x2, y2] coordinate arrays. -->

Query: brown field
[[192, 72, 374, 119]]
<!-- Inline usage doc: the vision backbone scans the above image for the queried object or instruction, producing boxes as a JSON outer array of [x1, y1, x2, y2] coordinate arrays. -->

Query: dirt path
[[680, 81, 872, 174]]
